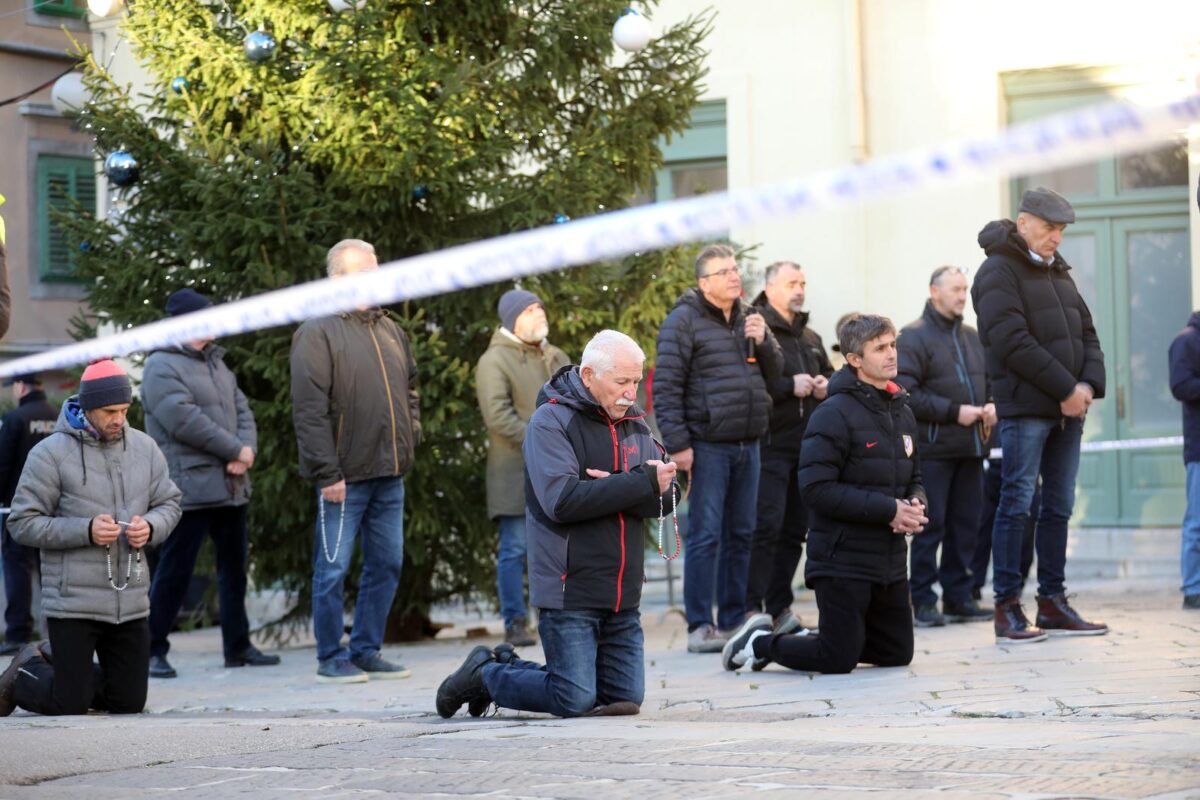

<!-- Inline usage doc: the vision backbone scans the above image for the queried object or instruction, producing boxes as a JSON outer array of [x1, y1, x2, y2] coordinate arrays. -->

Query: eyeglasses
[[701, 266, 740, 280]]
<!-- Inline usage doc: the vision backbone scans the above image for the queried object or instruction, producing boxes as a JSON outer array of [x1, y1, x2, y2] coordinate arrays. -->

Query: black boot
[[436, 646, 495, 719]]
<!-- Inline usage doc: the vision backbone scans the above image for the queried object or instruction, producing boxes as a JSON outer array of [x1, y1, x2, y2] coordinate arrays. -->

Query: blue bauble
[[412, 184, 429, 200], [170, 76, 190, 94], [243, 31, 277, 63], [103, 151, 139, 187], [554, 213, 570, 224]]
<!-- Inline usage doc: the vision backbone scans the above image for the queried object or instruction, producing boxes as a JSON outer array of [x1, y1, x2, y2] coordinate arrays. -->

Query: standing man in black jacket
[[653, 244, 783, 654], [898, 266, 995, 627], [747, 261, 832, 634], [722, 314, 926, 675], [0, 374, 57, 656], [435, 331, 674, 718], [1168, 311, 1200, 610], [972, 187, 1108, 643]]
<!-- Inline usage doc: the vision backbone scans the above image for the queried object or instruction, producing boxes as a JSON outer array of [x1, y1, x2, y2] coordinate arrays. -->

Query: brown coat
[[475, 329, 569, 518]]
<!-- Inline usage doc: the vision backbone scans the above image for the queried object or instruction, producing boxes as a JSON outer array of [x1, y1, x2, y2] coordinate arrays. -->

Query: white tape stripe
[[3, 91, 1199, 377], [988, 435, 1183, 460]]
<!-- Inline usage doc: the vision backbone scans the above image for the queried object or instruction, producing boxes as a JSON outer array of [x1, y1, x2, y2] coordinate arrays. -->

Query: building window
[[644, 100, 728, 203], [37, 155, 95, 283], [34, 0, 86, 18]]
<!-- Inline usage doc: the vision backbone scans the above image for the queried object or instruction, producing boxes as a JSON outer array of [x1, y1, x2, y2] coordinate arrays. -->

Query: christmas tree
[[60, 0, 711, 636]]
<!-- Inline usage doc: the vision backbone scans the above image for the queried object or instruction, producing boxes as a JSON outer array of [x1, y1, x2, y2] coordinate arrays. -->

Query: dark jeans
[[684, 440, 759, 632], [746, 450, 807, 617], [148, 505, 251, 661], [756, 577, 913, 674], [2, 517, 38, 644], [495, 515, 528, 627], [909, 458, 982, 607], [481, 607, 644, 717], [972, 459, 1037, 593], [14, 617, 150, 715], [992, 416, 1082, 601]]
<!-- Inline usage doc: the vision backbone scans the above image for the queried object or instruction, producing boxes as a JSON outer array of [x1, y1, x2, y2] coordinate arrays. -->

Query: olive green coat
[[476, 329, 570, 518]]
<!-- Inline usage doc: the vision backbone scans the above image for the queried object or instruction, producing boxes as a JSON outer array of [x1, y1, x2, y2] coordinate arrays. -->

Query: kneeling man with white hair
[[437, 330, 676, 718]]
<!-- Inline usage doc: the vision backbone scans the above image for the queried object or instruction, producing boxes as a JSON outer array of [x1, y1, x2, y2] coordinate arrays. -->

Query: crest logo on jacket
[[902, 434, 914, 458]]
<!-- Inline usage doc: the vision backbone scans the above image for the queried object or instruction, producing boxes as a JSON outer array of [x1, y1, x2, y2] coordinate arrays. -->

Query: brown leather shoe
[[1035, 594, 1109, 636], [994, 597, 1048, 644], [0, 643, 42, 717]]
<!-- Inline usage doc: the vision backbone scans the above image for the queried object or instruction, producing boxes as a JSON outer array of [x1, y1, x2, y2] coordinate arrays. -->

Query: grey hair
[[838, 313, 896, 357], [764, 260, 802, 284], [694, 243, 736, 279], [580, 330, 645, 375], [326, 239, 377, 277], [929, 265, 963, 287]]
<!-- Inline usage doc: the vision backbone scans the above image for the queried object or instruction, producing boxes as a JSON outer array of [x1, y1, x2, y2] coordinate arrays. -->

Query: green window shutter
[[34, 0, 86, 19], [37, 155, 95, 283]]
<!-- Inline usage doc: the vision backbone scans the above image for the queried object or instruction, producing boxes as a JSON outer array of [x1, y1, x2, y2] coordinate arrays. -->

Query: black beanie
[[165, 288, 212, 317]]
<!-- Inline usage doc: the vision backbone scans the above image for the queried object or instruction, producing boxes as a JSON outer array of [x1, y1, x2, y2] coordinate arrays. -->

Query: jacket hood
[[827, 365, 907, 408], [1190, 311, 1200, 331], [151, 342, 226, 361], [488, 327, 546, 353], [922, 299, 959, 331], [537, 364, 646, 420], [978, 218, 1070, 271], [751, 291, 809, 334], [57, 396, 100, 441], [676, 287, 745, 324]]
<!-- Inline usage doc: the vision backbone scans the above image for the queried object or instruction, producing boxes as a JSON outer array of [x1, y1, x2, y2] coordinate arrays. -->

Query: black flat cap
[[2, 373, 39, 387], [1019, 187, 1075, 224]]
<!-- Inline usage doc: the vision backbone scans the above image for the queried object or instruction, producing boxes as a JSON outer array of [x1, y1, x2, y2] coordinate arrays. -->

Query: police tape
[[2, 89, 1200, 378], [988, 434, 1184, 460]]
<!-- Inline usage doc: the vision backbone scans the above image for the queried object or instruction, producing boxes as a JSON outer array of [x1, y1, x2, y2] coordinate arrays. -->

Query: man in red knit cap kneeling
[[0, 360, 181, 716]]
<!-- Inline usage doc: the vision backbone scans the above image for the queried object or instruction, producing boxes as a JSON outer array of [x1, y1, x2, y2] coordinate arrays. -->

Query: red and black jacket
[[524, 365, 670, 612]]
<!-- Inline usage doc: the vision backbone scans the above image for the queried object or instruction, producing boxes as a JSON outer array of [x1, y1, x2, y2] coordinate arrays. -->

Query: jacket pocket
[[57, 550, 70, 598], [806, 529, 843, 561]]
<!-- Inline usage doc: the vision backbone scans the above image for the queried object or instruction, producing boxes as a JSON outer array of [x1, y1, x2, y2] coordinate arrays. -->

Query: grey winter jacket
[[8, 399, 182, 624], [141, 343, 257, 510]]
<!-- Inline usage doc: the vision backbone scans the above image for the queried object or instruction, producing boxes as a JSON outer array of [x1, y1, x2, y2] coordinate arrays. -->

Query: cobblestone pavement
[[0, 582, 1196, 798]]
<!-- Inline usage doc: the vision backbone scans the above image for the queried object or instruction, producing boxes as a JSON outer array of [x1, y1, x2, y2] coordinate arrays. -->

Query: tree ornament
[[51, 73, 88, 114], [170, 76, 190, 94], [104, 151, 139, 187], [87, 0, 124, 17], [554, 213, 570, 224], [613, 8, 653, 53], [328, 0, 367, 10], [412, 184, 429, 200], [243, 31, 278, 63]]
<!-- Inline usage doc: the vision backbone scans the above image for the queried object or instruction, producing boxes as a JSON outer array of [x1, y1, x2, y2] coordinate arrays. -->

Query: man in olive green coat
[[476, 289, 570, 646]]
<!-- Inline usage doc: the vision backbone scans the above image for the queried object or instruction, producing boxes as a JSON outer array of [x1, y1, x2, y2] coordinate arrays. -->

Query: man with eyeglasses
[[653, 244, 783, 654], [897, 266, 994, 628]]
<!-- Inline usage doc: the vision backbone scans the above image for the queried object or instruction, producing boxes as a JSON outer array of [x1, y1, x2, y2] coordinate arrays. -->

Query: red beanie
[[79, 359, 132, 411]]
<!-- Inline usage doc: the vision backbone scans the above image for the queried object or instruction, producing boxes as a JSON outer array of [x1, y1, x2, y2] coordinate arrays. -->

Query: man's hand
[[321, 480, 347, 503], [585, 468, 611, 479], [645, 459, 678, 495], [670, 448, 694, 473], [1060, 384, 1093, 418], [812, 375, 829, 400], [891, 500, 928, 534], [91, 514, 121, 546], [226, 460, 248, 475], [237, 446, 255, 468], [982, 403, 998, 427], [792, 374, 816, 398], [125, 515, 151, 549], [957, 405, 983, 427], [744, 313, 766, 345]]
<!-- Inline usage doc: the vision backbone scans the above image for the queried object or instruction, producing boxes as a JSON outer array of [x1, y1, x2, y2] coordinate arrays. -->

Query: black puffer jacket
[[798, 367, 926, 584], [751, 292, 834, 459], [972, 219, 1105, 419], [0, 390, 58, 505], [897, 301, 988, 460], [653, 288, 784, 453], [523, 366, 671, 613]]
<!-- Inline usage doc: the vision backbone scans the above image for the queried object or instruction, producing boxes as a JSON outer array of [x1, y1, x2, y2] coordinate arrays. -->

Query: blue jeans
[[992, 417, 1082, 601], [496, 515, 528, 627], [684, 440, 760, 632], [481, 608, 644, 717], [311, 477, 405, 664], [1182, 462, 1200, 596]]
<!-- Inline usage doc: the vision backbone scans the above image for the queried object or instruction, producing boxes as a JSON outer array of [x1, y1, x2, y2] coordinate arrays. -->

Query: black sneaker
[[1184, 594, 1200, 610], [149, 654, 177, 679], [436, 645, 495, 719], [225, 645, 282, 668], [943, 599, 993, 623], [721, 613, 772, 671], [0, 643, 41, 717], [913, 604, 945, 628]]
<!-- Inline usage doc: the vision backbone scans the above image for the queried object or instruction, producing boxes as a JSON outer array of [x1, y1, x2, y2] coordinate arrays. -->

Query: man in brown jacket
[[290, 239, 421, 684], [476, 290, 570, 646]]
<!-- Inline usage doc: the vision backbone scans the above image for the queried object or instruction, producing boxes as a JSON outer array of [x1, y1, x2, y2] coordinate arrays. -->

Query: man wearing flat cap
[[972, 187, 1108, 644], [475, 289, 570, 646], [0, 374, 58, 655]]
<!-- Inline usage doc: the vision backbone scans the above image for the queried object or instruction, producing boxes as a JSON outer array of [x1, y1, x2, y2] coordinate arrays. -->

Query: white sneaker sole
[[363, 668, 413, 680], [315, 673, 370, 684]]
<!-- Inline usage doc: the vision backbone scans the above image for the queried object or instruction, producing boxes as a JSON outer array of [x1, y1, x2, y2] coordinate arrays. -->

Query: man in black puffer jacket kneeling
[[723, 314, 927, 675]]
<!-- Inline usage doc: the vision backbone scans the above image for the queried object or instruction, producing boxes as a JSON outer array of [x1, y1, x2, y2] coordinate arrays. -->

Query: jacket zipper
[[949, 320, 982, 458], [601, 411, 626, 613], [368, 322, 401, 474]]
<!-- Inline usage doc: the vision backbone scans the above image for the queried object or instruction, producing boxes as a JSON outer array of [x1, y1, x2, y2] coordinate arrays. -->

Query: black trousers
[[971, 460, 1037, 593], [755, 577, 913, 674], [148, 505, 251, 660], [746, 451, 808, 617], [2, 517, 38, 643], [909, 458, 983, 607], [13, 617, 150, 715]]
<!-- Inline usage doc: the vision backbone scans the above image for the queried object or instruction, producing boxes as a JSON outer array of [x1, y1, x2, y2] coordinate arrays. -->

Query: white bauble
[[87, 0, 124, 17], [328, 0, 367, 10], [613, 9, 652, 53], [51, 73, 88, 114]]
